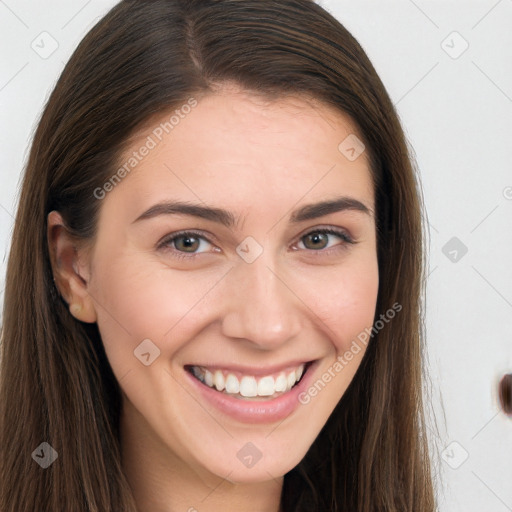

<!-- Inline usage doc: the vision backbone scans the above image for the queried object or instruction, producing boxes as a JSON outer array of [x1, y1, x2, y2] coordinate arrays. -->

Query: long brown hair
[[0, 1, 435, 510]]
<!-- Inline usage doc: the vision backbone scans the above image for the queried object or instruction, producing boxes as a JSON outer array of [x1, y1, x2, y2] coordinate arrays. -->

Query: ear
[[47, 211, 97, 323]]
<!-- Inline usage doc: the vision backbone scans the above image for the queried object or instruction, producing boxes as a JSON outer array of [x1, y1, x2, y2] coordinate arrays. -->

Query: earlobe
[[68, 277, 97, 323], [47, 211, 97, 324]]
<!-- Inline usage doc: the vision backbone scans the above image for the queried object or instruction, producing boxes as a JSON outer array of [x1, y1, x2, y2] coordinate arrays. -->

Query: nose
[[220, 253, 303, 350]]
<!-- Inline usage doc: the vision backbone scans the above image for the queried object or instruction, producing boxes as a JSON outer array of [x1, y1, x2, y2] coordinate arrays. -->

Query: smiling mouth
[[185, 362, 312, 401]]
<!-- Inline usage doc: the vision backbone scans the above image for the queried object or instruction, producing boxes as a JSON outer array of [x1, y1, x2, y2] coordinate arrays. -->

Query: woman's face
[[82, 87, 379, 483]]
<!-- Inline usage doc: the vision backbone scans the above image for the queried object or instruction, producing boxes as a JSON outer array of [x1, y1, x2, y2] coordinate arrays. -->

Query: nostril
[[499, 374, 512, 416]]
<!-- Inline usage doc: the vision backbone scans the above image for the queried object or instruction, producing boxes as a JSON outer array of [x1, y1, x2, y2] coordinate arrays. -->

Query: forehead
[[102, 89, 374, 224]]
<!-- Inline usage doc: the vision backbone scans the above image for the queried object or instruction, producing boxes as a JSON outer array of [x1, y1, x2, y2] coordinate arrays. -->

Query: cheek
[[88, 250, 222, 361], [291, 255, 379, 351], [89, 242, 378, 370]]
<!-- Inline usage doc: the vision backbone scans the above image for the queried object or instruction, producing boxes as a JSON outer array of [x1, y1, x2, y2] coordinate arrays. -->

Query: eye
[[157, 227, 355, 260], [296, 228, 354, 251], [157, 230, 217, 257]]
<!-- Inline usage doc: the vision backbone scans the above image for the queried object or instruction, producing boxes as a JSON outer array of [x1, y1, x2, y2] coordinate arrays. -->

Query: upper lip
[[185, 360, 314, 377]]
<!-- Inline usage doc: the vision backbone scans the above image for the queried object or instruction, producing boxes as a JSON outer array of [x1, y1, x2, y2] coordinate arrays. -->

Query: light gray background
[[1, 1, 511, 510]]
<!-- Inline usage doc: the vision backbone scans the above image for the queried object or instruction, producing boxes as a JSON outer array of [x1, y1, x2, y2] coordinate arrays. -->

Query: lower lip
[[185, 361, 318, 424]]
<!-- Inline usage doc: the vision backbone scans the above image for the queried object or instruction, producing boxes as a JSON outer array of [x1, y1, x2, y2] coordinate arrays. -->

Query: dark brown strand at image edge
[[499, 374, 512, 415]]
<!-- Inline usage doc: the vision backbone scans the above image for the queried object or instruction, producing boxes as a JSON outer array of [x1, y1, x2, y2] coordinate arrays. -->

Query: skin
[[48, 84, 379, 512]]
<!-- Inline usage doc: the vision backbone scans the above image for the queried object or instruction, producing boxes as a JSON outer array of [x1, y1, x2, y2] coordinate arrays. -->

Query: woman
[[0, 0, 436, 510]]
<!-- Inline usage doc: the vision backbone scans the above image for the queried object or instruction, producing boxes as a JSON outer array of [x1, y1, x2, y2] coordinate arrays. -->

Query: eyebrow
[[132, 196, 373, 228]]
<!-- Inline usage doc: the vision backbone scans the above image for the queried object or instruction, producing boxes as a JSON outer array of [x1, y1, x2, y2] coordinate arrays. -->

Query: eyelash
[[157, 227, 356, 260]]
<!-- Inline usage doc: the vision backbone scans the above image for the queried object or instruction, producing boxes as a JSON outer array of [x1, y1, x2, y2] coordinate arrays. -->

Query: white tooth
[[225, 374, 240, 394], [274, 373, 287, 392], [239, 376, 258, 397], [204, 369, 213, 387], [295, 364, 304, 381], [286, 371, 296, 391], [257, 376, 275, 396], [213, 370, 225, 391]]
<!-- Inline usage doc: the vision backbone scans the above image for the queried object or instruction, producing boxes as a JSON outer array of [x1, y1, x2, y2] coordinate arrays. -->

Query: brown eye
[[298, 228, 353, 251], [174, 234, 201, 253], [158, 231, 216, 257], [302, 232, 329, 250]]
